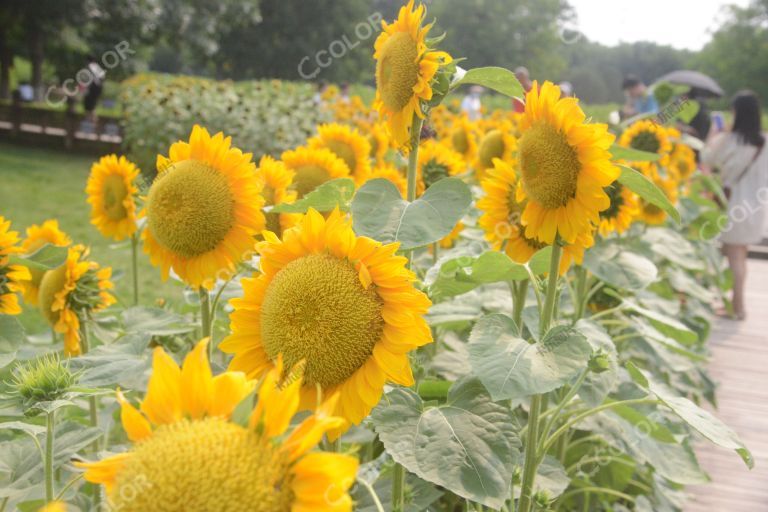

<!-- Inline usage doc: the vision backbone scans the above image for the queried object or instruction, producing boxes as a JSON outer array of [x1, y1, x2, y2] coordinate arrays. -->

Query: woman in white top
[[702, 91, 767, 320]]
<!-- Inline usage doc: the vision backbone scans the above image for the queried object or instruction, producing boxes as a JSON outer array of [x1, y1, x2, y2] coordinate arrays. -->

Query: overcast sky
[[566, 0, 752, 50]]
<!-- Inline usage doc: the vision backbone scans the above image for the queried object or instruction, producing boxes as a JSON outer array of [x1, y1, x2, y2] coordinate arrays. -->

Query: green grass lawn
[[0, 142, 182, 334]]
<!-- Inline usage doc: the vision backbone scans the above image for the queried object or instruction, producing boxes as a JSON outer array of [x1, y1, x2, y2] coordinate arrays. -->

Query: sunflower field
[[0, 2, 752, 512]]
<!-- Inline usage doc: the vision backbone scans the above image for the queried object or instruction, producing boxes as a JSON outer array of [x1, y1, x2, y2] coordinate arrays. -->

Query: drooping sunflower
[[19, 220, 72, 305], [221, 209, 432, 427], [515, 81, 619, 245], [619, 119, 673, 166], [597, 181, 640, 236], [281, 146, 350, 199], [449, 115, 479, 162], [367, 162, 408, 197], [38, 245, 115, 355], [0, 217, 31, 315], [77, 339, 357, 512], [477, 159, 546, 265], [669, 142, 697, 181], [86, 154, 140, 241], [373, 0, 452, 147], [309, 123, 371, 184], [418, 139, 466, 191], [474, 126, 516, 178], [143, 125, 266, 289], [256, 156, 301, 237]]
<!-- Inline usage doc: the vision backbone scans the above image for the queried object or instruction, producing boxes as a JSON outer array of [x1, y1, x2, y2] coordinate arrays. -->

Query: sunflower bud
[[10, 354, 78, 411], [588, 350, 611, 374]]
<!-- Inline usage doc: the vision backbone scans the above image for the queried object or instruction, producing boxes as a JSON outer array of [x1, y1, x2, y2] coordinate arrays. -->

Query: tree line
[[0, 0, 765, 104]]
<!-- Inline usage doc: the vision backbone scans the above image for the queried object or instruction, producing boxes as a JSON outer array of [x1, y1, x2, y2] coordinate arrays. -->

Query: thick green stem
[[80, 324, 101, 455], [200, 288, 212, 356], [511, 279, 529, 335], [392, 462, 406, 512], [574, 266, 587, 320], [518, 243, 562, 512], [131, 233, 139, 306], [45, 411, 55, 503]]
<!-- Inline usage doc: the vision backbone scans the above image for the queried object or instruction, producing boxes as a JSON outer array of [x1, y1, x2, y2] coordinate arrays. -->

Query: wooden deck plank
[[686, 258, 768, 512]]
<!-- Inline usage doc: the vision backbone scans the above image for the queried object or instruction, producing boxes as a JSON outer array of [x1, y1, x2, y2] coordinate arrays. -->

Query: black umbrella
[[654, 70, 724, 98]]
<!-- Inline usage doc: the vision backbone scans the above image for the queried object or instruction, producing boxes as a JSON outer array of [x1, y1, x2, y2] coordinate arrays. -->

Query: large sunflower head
[[221, 209, 432, 428], [19, 220, 72, 306], [281, 146, 350, 199], [515, 81, 619, 245], [418, 139, 466, 191], [256, 155, 301, 237], [477, 159, 546, 265], [77, 339, 357, 511], [143, 126, 266, 290], [598, 180, 640, 236], [368, 121, 393, 163], [38, 245, 115, 355], [86, 155, 140, 242], [373, 0, 452, 147], [0, 217, 31, 316], [309, 123, 372, 184], [618, 120, 673, 166], [475, 126, 516, 178]]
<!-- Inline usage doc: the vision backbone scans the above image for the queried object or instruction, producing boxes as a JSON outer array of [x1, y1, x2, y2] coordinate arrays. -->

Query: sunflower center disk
[[110, 418, 293, 512], [478, 130, 505, 168], [102, 174, 129, 220], [519, 121, 581, 209], [452, 128, 469, 154], [630, 131, 661, 153], [325, 140, 357, 173], [38, 265, 68, 325], [292, 165, 331, 198], [377, 32, 420, 111], [260, 253, 384, 389], [146, 160, 235, 258]]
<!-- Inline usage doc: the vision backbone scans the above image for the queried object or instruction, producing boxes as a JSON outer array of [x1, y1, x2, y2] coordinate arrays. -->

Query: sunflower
[[19, 220, 72, 305], [475, 126, 516, 178], [367, 162, 408, 196], [221, 209, 432, 428], [373, 0, 452, 147], [256, 156, 301, 237], [86, 154, 140, 241], [598, 181, 640, 236], [477, 159, 546, 265], [439, 221, 464, 249], [515, 81, 619, 245], [143, 126, 265, 290], [281, 146, 350, 199], [309, 123, 371, 184], [418, 139, 466, 190], [38, 245, 115, 355], [637, 171, 678, 225], [669, 143, 697, 181], [618, 120, 673, 166], [449, 115, 479, 162], [0, 217, 31, 315], [368, 122, 392, 162], [77, 339, 357, 512]]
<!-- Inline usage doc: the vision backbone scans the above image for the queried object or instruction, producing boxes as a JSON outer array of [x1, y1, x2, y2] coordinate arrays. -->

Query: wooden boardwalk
[[686, 259, 768, 511]]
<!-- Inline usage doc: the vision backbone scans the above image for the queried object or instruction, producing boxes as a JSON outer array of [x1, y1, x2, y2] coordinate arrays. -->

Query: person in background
[[513, 66, 532, 113], [339, 82, 351, 103], [461, 85, 483, 120], [684, 87, 712, 140], [83, 55, 105, 122], [621, 75, 659, 118], [702, 90, 767, 320]]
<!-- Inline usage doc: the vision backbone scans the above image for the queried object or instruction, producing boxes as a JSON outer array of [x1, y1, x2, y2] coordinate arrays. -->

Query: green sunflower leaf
[[8, 244, 69, 272], [271, 178, 355, 214], [371, 377, 521, 509], [609, 144, 661, 162], [351, 177, 472, 250], [451, 66, 524, 99], [617, 165, 681, 223]]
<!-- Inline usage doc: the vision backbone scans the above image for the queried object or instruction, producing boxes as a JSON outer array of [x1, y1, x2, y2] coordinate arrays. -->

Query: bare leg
[[724, 243, 748, 319]]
